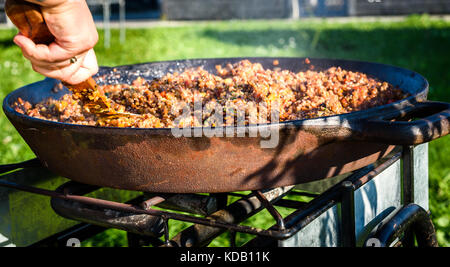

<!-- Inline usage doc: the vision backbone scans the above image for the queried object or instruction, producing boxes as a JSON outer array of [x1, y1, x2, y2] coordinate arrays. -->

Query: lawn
[[0, 15, 449, 246]]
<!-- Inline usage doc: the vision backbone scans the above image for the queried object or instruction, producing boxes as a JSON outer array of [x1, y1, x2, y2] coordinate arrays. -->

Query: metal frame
[[366, 203, 438, 247], [0, 176, 296, 242], [0, 145, 437, 247], [87, 0, 126, 48]]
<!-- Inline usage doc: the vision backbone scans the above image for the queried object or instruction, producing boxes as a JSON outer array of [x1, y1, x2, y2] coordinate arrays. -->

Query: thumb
[[82, 48, 99, 76], [65, 49, 99, 84]]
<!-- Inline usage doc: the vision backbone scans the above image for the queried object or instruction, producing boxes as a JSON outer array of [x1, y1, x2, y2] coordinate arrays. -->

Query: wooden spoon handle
[[5, 0, 55, 45]]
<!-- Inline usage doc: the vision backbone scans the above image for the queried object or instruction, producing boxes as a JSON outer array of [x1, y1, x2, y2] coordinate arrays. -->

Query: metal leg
[[161, 216, 172, 247], [253, 190, 286, 230], [341, 181, 356, 247], [402, 145, 415, 204], [119, 0, 126, 44], [229, 230, 237, 247], [103, 1, 111, 48], [291, 0, 300, 19], [401, 145, 415, 246]]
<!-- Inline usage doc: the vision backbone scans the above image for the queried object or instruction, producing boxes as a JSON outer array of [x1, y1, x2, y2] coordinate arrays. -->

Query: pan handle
[[351, 101, 450, 145]]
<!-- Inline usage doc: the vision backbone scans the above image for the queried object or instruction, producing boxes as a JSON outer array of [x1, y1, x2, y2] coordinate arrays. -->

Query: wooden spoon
[[5, 0, 137, 118]]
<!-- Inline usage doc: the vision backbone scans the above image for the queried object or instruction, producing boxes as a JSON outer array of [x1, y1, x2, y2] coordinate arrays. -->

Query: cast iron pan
[[3, 57, 450, 193]]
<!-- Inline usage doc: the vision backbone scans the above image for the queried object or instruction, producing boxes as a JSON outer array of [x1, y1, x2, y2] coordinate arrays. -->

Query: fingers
[[31, 52, 84, 82], [13, 33, 79, 63], [28, 48, 98, 84], [14, 33, 99, 84]]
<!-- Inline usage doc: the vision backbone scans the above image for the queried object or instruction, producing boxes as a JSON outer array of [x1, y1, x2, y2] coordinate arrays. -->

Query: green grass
[[1, 14, 449, 246]]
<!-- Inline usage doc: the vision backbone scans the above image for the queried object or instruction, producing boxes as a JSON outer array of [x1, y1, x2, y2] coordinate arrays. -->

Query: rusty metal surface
[[6, 117, 397, 193], [49, 181, 164, 237], [51, 197, 165, 237], [3, 58, 450, 193]]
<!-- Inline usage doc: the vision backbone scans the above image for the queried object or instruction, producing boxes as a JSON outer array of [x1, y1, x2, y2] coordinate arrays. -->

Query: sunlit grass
[[1, 15, 449, 246]]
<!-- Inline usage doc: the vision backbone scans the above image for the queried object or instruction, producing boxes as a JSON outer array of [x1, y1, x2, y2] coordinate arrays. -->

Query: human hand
[[11, 0, 99, 84]]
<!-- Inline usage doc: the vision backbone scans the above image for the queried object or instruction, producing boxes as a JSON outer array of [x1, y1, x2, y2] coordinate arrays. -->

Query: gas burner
[[0, 144, 438, 247]]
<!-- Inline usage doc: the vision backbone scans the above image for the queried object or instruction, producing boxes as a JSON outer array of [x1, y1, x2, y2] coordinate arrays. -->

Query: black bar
[[401, 145, 416, 247], [341, 181, 356, 247], [402, 145, 415, 204], [162, 216, 171, 246], [229, 231, 237, 247]]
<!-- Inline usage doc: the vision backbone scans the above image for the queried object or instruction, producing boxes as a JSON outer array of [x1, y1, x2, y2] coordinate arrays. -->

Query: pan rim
[[2, 57, 429, 134]]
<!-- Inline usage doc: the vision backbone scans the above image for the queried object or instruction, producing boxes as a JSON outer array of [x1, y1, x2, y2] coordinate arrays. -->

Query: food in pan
[[13, 60, 406, 128]]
